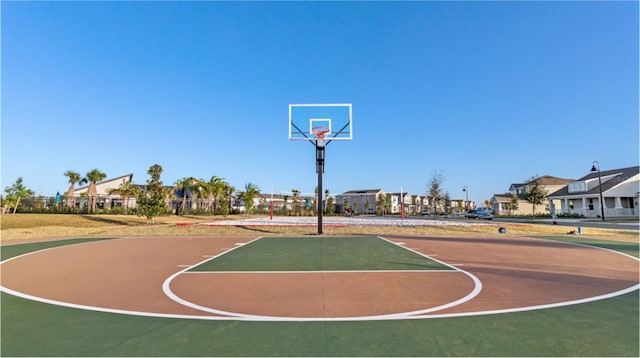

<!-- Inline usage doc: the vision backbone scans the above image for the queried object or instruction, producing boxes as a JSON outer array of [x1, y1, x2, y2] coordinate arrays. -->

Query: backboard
[[289, 103, 352, 142]]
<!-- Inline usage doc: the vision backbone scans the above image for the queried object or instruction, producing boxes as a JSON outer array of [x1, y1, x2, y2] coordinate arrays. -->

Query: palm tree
[[174, 177, 201, 213], [196, 176, 226, 213], [64, 170, 86, 208], [239, 182, 260, 215], [223, 183, 236, 215], [107, 181, 137, 213], [85, 169, 107, 212]]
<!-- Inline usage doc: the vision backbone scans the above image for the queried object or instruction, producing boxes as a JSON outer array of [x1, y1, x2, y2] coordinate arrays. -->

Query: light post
[[462, 186, 469, 211], [591, 161, 605, 221]]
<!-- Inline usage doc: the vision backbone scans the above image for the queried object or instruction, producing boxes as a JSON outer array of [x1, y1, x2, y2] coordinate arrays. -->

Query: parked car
[[464, 209, 493, 220], [421, 210, 430, 215]]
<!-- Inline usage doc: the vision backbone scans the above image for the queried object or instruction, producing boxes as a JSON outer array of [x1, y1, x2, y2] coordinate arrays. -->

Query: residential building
[[491, 175, 574, 215], [335, 189, 385, 214], [547, 166, 639, 218], [73, 174, 134, 209]]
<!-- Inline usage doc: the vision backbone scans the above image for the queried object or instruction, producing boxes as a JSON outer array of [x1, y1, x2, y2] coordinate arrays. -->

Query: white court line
[[184, 270, 458, 274]]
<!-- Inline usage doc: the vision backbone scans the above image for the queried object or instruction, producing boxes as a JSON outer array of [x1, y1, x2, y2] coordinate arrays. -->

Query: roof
[[492, 193, 527, 202], [339, 189, 383, 195], [75, 173, 134, 191], [548, 165, 639, 197], [529, 175, 574, 186]]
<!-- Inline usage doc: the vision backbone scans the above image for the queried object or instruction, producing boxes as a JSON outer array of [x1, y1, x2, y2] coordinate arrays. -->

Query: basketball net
[[312, 126, 329, 147]]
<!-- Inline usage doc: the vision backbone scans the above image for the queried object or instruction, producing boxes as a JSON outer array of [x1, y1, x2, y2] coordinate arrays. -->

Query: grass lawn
[[191, 236, 451, 271], [1, 236, 638, 356]]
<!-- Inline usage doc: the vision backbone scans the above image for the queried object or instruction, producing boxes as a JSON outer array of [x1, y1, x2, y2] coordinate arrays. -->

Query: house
[[491, 175, 574, 215], [547, 166, 639, 218], [335, 189, 386, 214], [255, 193, 316, 213], [73, 174, 134, 209]]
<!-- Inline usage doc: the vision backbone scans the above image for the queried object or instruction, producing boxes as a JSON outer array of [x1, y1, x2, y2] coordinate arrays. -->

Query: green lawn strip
[[189, 236, 450, 271], [1, 237, 114, 261], [527, 235, 639, 258], [2, 290, 637, 357]]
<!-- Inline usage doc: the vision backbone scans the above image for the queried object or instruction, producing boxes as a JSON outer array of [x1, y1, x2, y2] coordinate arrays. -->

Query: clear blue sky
[[2, 1, 638, 205]]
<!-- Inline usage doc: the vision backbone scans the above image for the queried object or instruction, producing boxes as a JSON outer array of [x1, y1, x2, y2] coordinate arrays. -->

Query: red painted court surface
[[1, 235, 638, 321]]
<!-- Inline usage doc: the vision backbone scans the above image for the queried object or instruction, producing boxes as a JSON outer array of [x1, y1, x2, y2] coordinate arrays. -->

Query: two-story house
[[547, 166, 639, 218], [335, 189, 386, 215], [491, 175, 574, 215]]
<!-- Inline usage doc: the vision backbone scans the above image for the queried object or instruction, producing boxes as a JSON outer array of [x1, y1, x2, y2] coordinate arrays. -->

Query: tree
[[135, 164, 166, 220], [525, 176, 548, 219], [364, 197, 370, 215], [376, 192, 387, 215], [239, 182, 260, 215], [174, 177, 201, 214], [107, 181, 137, 214], [427, 171, 445, 215], [3, 177, 33, 214], [385, 193, 392, 215], [198, 176, 226, 213], [291, 189, 301, 215], [326, 196, 335, 215], [85, 169, 107, 212], [443, 191, 451, 214], [64, 170, 86, 208], [223, 183, 236, 214], [509, 193, 519, 215]]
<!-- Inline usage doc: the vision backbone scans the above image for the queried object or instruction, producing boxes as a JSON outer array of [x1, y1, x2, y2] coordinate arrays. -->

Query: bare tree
[[426, 171, 445, 215]]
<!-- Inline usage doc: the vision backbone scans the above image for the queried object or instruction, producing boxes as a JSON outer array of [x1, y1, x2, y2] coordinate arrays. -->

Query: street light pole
[[591, 161, 605, 221], [462, 186, 468, 210]]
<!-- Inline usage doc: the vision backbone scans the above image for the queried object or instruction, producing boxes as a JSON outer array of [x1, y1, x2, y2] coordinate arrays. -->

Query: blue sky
[[2, 1, 638, 205]]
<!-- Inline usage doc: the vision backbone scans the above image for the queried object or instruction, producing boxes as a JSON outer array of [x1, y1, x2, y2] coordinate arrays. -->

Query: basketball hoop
[[312, 126, 330, 147]]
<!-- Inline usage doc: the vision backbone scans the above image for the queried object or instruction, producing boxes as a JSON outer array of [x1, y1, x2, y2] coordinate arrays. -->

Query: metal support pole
[[316, 143, 325, 234]]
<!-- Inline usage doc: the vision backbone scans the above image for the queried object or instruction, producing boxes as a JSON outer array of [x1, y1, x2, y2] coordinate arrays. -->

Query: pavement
[[493, 217, 640, 232]]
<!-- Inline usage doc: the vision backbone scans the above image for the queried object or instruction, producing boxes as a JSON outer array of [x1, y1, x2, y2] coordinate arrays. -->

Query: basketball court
[[1, 235, 637, 322]]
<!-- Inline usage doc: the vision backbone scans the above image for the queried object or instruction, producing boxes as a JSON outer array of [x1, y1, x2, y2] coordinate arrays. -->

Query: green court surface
[[189, 236, 451, 271]]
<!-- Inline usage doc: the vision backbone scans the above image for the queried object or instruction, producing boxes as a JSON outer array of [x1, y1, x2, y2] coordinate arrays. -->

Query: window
[[568, 181, 587, 193], [588, 198, 594, 211]]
